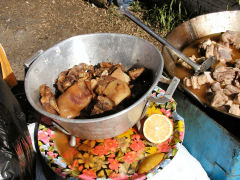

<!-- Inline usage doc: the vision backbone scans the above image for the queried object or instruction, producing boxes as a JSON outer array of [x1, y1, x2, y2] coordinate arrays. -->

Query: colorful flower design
[[146, 105, 162, 116], [104, 139, 119, 153], [47, 151, 58, 158], [157, 139, 172, 153], [130, 140, 145, 152], [38, 86, 185, 180], [38, 130, 50, 144], [82, 169, 97, 178], [123, 151, 137, 164], [92, 145, 108, 156], [108, 158, 120, 171], [117, 128, 134, 139]]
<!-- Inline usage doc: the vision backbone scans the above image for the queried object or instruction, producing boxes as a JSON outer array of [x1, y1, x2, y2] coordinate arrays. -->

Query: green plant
[[132, 0, 141, 12], [143, 0, 188, 34]]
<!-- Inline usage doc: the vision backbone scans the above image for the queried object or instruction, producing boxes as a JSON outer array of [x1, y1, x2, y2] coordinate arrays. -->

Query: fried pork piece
[[40, 84, 59, 115], [103, 79, 131, 106], [91, 96, 114, 115], [93, 62, 123, 77], [95, 76, 116, 95], [56, 63, 94, 92], [221, 30, 240, 49], [128, 67, 145, 80], [57, 80, 93, 118], [183, 72, 214, 89], [111, 67, 130, 83]]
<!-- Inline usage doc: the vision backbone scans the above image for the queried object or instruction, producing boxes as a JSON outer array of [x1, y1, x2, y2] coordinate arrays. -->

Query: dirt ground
[[0, 0, 161, 80]]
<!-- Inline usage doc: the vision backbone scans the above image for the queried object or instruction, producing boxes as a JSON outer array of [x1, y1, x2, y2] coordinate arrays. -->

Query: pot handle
[[24, 50, 44, 72], [148, 76, 180, 104]]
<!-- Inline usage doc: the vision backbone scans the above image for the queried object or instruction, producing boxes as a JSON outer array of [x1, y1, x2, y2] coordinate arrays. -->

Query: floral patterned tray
[[38, 87, 184, 180]]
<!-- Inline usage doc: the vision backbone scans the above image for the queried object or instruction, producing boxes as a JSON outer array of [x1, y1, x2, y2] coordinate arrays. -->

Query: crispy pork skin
[[57, 80, 93, 118]]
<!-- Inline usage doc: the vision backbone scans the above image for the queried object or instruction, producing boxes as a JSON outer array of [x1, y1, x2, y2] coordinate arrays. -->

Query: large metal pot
[[162, 10, 240, 119], [24, 33, 165, 139]]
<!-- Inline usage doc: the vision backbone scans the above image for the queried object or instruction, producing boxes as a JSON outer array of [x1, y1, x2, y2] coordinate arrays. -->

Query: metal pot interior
[[25, 33, 164, 123], [162, 10, 240, 119]]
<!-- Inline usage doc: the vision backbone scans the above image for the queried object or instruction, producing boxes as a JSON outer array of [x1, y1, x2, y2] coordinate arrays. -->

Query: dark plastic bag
[[0, 77, 35, 180]]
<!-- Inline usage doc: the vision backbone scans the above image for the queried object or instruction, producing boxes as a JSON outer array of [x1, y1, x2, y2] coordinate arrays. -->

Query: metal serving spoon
[[117, 1, 217, 75]]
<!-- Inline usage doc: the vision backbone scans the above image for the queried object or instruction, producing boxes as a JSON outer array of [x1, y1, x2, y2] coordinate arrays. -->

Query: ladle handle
[[164, 76, 180, 99], [120, 7, 201, 72]]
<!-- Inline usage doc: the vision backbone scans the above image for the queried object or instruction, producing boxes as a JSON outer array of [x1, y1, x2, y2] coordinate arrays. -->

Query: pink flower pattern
[[38, 130, 50, 144], [47, 151, 58, 158]]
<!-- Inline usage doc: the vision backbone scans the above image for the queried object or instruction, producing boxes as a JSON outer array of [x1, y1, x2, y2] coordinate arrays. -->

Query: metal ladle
[[117, 1, 217, 75]]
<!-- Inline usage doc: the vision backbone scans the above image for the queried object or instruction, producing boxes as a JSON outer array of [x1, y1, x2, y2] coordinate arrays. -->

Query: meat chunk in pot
[[223, 85, 240, 96], [95, 76, 116, 95], [183, 72, 214, 89], [57, 80, 93, 118], [111, 67, 130, 83], [198, 38, 233, 64], [103, 79, 131, 106], [215, 44, 232, 62], [229, 104, 240, 116], [211, 90, 228, 108], [233, 94, 240, 104], [91, 96, 114, 115], [40, 84, 59, 115], [56, 63, 94, 92], [213, 66, 236, 85], [220, 30, 240, 49], [177, 55, 206, 69], [93, 62, 123, 77], [128, 67, 145, 80], [211, 82, 222, 92]]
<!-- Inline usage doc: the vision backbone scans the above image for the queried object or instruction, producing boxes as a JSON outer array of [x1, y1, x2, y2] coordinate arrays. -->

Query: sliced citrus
[[143, 114, 173, 144]]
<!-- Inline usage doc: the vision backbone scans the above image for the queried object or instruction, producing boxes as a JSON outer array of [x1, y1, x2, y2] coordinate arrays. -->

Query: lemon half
[[143, 114, 173, 144]]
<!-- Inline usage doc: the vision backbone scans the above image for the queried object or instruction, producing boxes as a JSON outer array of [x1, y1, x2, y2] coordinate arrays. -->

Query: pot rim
[[24, 33, 164, 123]]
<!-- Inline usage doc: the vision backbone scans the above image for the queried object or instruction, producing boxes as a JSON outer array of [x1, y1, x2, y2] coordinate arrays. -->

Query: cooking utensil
[[24, 33, 179, 139], [117, 2, 217, 75], [162, 10, 240, 119]]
